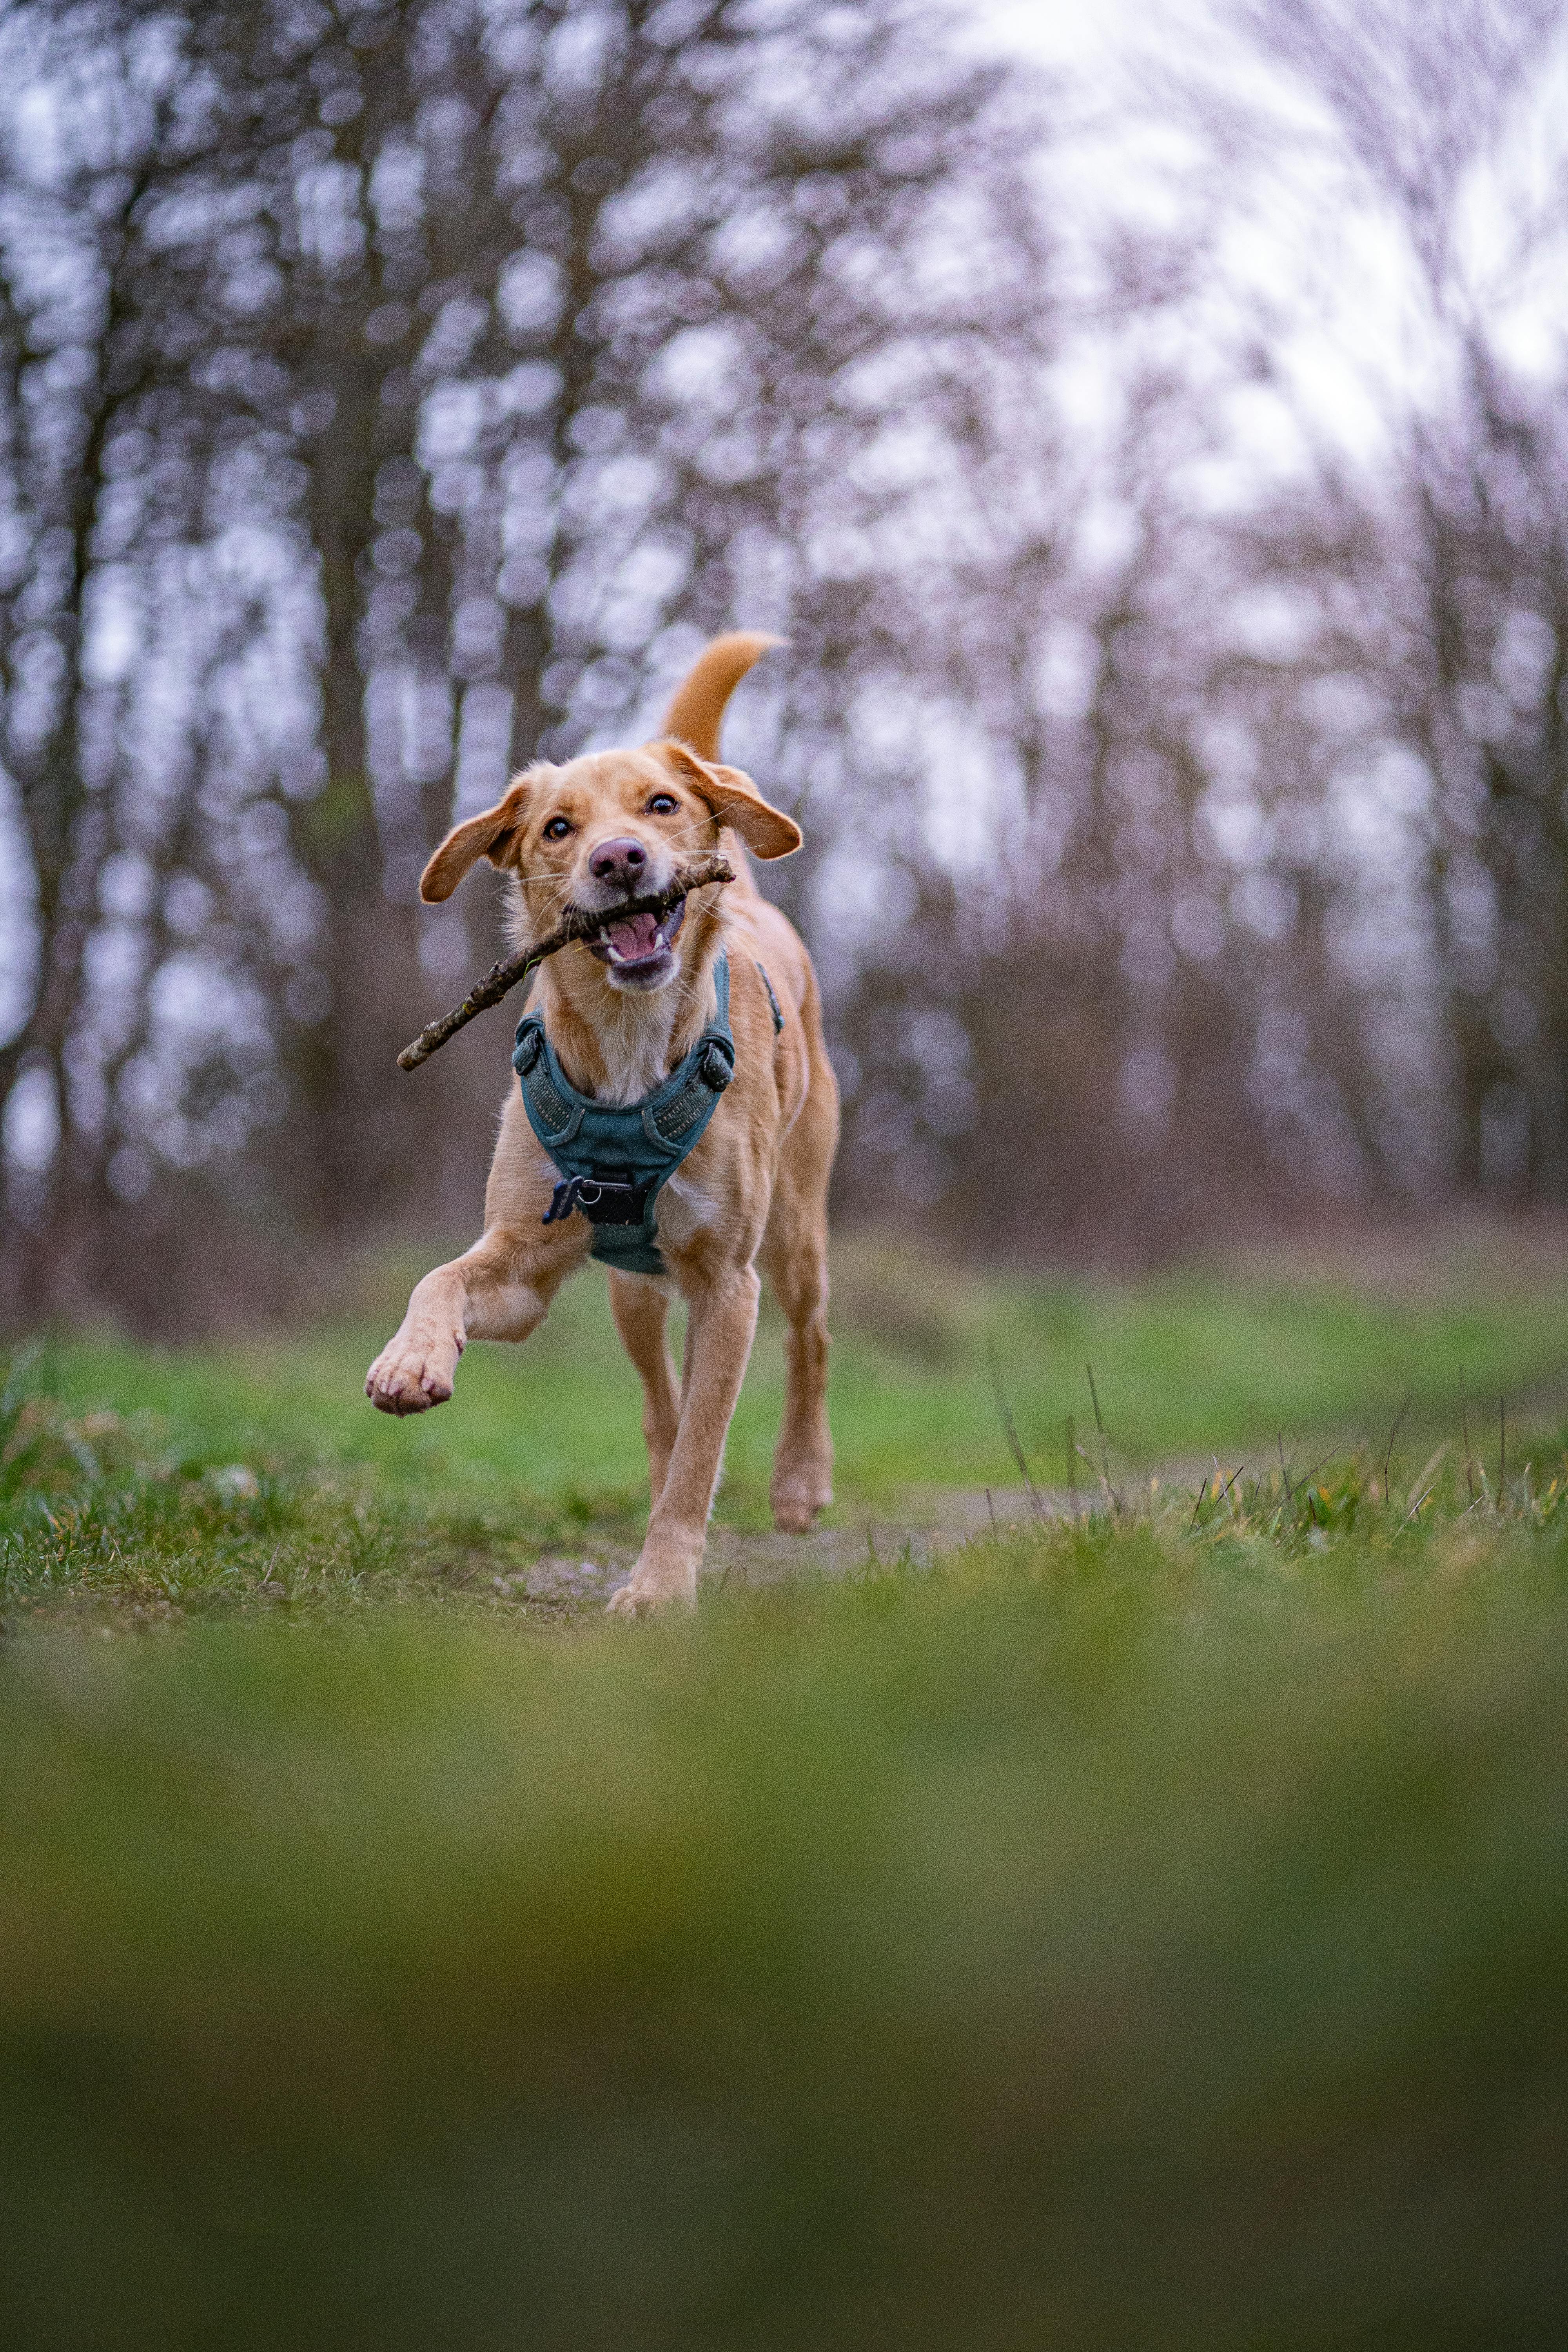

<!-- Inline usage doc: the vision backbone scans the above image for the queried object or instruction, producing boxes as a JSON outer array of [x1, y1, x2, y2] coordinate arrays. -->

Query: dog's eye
[[543, 817, 573, 840], [646, 794, 677, 815]]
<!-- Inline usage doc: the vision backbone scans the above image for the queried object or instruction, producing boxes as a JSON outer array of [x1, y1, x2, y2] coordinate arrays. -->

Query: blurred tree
[[827, 352, 1398, 1250], [18, 0, 1564, 1322], [0, 3, 325, 1318], [0, 0, 1051, 1319], [1221, 0, 1568, 1198]]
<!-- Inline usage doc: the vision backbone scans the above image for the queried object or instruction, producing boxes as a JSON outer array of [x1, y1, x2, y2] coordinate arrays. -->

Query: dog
[[366, 633, 838, 1613]]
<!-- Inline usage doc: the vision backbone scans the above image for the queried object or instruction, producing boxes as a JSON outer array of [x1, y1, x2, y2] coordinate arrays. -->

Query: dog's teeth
[[604, 942, 625, 964]]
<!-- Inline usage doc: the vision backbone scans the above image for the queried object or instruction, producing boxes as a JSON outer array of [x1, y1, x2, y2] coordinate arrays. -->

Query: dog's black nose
[[589, 837, 648, 886]]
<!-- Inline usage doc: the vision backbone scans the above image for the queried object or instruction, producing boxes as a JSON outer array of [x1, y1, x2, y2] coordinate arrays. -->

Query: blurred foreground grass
[[6, 1494, 1568, 2347], [4, 1227, 1568, 2346]]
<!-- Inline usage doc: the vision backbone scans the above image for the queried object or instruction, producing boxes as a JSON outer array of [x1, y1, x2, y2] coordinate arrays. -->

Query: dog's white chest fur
[[595, 999, 680, 1106], [592, 971, 722, 1108]]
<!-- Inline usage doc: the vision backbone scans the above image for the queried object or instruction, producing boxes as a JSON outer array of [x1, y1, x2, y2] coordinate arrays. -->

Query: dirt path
[[518, 1486, 1046, 1605], [704, 1485, 1046, 1586]]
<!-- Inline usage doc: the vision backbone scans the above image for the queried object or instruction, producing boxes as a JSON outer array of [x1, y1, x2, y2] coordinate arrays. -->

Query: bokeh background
[[7, 0, 1568, 1328], [11, 14, 1568, 2345]]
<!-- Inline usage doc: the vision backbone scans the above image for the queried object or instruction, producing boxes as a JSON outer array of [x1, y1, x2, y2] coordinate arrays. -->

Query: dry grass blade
[[1406, 1441, 1450, 1519], [1460, 1365, 1476, 1503], [1085, 1363, 1120, 1515], [986, 1340, 1048, 1525], [1297, 1445, 1339, 1494], [1214, 1456, 1245, 1524], [1381, 1389, 1413, 1506], [396, 856, 735, 1069]]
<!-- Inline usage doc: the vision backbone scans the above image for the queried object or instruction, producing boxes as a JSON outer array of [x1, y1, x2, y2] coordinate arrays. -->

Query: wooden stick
[[396, 855, 735, 1071]]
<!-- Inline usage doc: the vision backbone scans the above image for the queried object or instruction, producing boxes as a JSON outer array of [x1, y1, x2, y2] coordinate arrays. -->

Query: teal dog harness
[[512, 954, 741, 1278]]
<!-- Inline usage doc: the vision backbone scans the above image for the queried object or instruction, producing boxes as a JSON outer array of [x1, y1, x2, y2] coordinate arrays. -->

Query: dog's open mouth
[[585, 895, 685, 976]]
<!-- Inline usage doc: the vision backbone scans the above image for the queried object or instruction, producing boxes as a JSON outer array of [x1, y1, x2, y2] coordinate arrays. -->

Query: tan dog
[[366, 634, 838, 1613]]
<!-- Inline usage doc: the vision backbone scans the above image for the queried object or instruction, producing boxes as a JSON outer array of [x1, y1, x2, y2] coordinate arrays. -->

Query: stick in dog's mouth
[[396, 856, 734, 1071]]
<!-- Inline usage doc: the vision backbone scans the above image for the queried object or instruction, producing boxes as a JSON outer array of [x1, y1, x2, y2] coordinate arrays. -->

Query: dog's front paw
[[365, 1329, 462, 1417]]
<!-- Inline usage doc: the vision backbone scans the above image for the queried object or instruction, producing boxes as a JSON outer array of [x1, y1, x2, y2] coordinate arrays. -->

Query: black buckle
[[697, 1038, 734, 1091], [543, 1172, 647, 1229]]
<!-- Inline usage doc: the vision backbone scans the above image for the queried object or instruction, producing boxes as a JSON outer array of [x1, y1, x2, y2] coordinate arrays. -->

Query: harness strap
[[757, 961, 784, 1034]]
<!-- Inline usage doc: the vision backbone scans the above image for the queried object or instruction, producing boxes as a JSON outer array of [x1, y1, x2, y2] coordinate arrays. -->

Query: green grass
[[5, 1229, 1568, 2346], [29, 1220, 1568, 1532]]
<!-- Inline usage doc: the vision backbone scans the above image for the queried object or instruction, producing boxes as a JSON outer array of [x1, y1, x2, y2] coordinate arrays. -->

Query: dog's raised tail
[[661, 631, 780, 762]]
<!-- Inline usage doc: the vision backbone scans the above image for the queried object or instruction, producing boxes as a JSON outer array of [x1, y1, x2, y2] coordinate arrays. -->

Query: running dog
[[365, 634, 838, 1613]]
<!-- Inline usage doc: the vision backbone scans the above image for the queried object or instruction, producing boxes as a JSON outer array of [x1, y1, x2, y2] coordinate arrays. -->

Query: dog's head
[[419, 740, 800, 994]]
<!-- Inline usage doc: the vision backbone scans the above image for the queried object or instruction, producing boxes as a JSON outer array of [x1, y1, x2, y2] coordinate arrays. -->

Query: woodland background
[[5, 0, 1568, 1331]]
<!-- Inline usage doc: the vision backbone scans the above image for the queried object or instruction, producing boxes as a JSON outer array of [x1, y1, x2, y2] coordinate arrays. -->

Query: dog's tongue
[[606, 910, 660, 961]]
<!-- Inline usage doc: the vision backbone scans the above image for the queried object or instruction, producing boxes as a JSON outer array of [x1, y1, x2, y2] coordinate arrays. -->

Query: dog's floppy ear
[[419, 771, 541, 903], [658, 742, 802, 860]]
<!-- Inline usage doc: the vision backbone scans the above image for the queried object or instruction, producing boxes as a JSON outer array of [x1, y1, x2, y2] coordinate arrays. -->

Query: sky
[[969, 0, 1568, 485]]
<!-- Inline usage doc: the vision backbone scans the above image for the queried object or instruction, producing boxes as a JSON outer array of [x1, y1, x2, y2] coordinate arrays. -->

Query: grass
[[4, 1226, 1568, 2345], [28, 1216, 1568, 1529]]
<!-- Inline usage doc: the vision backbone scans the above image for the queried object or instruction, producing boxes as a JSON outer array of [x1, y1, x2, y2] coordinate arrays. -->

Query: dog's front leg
[[608, 1264, 760, 1614], [365, 1234, 567, 1416]]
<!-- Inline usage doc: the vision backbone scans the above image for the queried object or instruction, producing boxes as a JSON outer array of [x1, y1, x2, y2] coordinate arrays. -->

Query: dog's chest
[[595, 1013, 679, 1107], [658, 1166, 719, 1241]]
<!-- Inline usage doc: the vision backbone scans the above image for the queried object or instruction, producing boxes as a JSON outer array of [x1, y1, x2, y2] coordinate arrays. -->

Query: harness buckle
[[543, 1176, 579, 1226], [543, 1171, 646, 1229], [697, 1038, 734, 1091]]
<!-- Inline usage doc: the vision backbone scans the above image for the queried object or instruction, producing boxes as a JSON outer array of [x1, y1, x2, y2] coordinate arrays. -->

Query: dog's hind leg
[[759, 1149, 834, 1535], [607, 1270, 681, 1506]]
